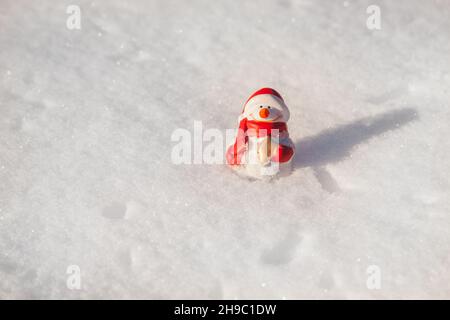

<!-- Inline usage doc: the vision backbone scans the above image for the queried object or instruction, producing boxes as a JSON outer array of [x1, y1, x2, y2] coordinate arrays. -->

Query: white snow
[[1, 0, 450, 299]]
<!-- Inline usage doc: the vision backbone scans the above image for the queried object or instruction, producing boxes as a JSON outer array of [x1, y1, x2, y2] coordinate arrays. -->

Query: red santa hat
[[239, 87, 290, 124], [245, 88, 284, 106]]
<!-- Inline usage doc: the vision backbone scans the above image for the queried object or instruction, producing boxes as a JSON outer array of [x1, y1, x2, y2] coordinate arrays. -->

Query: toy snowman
[[226, 88, 295, 178]]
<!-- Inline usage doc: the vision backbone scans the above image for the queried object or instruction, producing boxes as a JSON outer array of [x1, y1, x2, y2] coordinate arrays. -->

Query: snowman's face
[[244, 94, 290, 122]]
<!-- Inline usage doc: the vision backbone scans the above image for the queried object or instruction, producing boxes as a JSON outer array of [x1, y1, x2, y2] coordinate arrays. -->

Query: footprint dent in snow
[[102, 202, 127, 219], [261, 231, 301, 265], [313, 167, 340, 193]]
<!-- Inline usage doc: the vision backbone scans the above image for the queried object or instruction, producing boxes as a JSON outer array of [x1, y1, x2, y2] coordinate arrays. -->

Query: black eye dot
[[268, 106, 271, 109], [259, 106, 263, 108]]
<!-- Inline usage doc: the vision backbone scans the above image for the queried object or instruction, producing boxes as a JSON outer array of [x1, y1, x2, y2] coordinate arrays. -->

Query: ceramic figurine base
[[230, 160, 293, 180]]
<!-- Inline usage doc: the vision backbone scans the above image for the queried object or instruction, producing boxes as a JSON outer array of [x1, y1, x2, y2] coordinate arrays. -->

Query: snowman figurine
[[226, 88, 295, 178]]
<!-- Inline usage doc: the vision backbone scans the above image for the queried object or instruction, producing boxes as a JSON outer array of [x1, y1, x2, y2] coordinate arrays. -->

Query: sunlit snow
[[0, 0, 449, 299]]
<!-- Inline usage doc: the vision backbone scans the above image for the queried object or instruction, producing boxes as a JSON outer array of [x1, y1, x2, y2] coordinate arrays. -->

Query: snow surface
[[1, 0, 450, 299]]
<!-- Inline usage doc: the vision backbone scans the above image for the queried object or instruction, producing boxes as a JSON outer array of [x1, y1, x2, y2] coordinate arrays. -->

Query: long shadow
[[294, 108, 418, 168]]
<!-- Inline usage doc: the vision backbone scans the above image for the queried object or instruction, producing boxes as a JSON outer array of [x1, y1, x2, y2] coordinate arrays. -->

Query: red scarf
[[227, 119, 288, 164], [245, 120, 287, 137]]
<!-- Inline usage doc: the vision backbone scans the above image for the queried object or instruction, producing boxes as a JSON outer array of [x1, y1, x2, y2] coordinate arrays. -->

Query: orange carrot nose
[[259, 108, 270, 118]]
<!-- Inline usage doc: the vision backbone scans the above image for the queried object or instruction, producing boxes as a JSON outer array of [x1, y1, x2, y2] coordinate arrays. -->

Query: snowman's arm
[[270, 143, 294, 163]]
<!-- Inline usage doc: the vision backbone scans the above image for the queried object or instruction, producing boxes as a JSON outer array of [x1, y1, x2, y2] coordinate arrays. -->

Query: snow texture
[[1, 0, 449, 299]]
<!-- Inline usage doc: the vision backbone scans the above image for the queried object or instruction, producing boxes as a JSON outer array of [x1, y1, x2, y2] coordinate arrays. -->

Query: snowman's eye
[[259, 106, 263, 108], [268, 106, 271, 109]]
